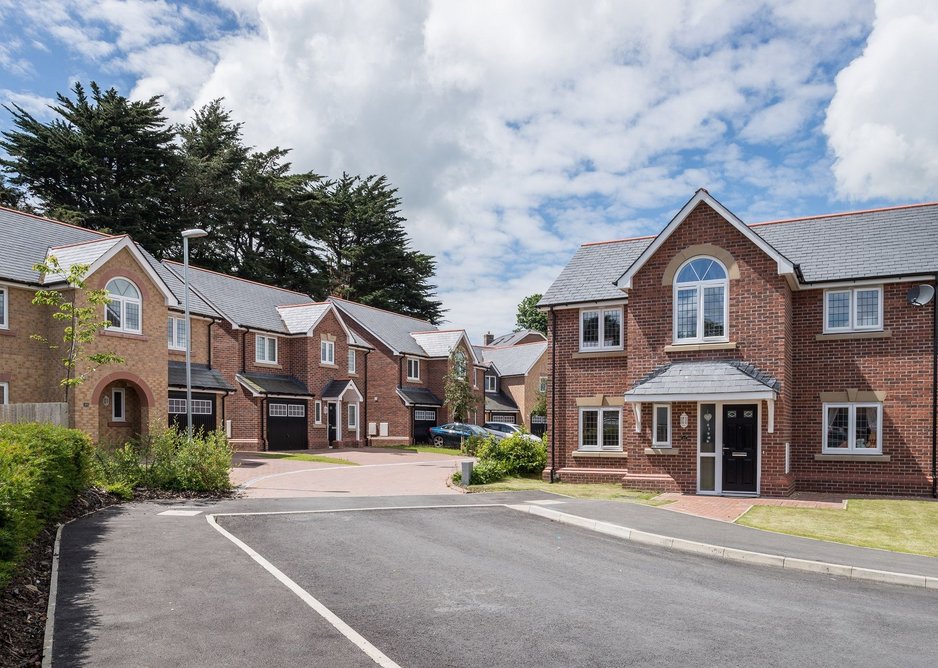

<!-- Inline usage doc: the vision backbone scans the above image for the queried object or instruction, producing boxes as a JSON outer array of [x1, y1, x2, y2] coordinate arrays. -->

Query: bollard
[[460, 460, 473, 487]]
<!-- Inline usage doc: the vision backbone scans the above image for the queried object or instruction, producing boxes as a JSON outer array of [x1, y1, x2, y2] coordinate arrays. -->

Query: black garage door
[[268, 399, 308, 450], [169, 391, 217, 434], [413, 409, 438, 444]]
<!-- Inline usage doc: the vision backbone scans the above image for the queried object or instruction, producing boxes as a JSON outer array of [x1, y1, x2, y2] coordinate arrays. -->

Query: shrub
[[0, 423, 93, 586], [461, 434, 495, 457], [476, 432, 547, 477], [469, 459, 509, 485]]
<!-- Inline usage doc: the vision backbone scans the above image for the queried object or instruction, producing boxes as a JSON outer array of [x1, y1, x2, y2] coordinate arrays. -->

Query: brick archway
[[91, 371, 155, 407]]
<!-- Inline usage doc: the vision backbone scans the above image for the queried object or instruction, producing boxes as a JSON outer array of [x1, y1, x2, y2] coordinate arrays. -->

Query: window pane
[[0, 383, 7, 404], [701, 260, 726, 280], [676, 262, 700, 283], [700, 457, 716, 491], [256, 337, 266, 361], [826, 406, 849, 448], [0, 289, 6, 326], [268, 338, 277, 361], [700, 404, 716, 453], [107, 301, 121, 328], [655, 406, 669, 443], [603, 310, 621, 347], [602, 410, 620, 449], [703, 286, 724, 337], [125, 302, 140, 331], [581, 311, 599, 347], [827, 292, 850, 329], [854, 406, 879, 449], [349, 349, 356, 372], [581, 410, 598, 448], [856, 290, 880, 328], [676, 288, 697, 339], [167, 319, 174, 346], [113, 391, 124, 419], [177, 319, 186, 348]]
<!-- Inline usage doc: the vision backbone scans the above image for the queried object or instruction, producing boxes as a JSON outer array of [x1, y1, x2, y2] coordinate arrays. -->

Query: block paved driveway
[[52, 494, 938, 667]]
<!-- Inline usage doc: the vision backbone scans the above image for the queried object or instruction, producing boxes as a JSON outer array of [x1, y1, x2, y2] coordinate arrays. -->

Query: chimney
[[483, 331, 494, 346]]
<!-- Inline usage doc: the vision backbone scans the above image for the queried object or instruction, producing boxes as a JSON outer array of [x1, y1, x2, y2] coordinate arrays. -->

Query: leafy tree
[[443, 350, 474, 422], [1, 82, 180, 255], [308, 173, 444, 323], [531, 388, 547, 417], [515, 293, 547, 334], [30, 257, 124, 402], [0, 175, 27, 210]]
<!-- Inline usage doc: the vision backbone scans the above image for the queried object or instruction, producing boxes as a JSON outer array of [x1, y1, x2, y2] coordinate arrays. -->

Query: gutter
[[550, 308, 557, 483]]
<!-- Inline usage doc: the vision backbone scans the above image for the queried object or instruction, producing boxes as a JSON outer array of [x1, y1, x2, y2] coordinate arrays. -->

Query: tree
[[308, 174, 444, 323], [1, 82, 180, 256], [443, 350, 474, 422], [515, 293, 547, 334], [30, 257, 124, 402]]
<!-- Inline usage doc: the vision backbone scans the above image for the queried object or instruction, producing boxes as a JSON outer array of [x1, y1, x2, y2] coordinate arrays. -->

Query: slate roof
[[141, 251, 219, 318], [625, 361, 781, 398], [321, 379, 352, 399], [0, 206, 110, 284], [396, 387, 444, 407], [540, 201, 938, 306], [43, 237, 123, 281], [237, 372, 312, 397], [329, 297, 437, 356], [485, 392, 519, 412], [167, 362, 235, 392], [480, 342, 547, 377], [411, 330, 467, 358], [165, 261, 311, 333], [277, 302, 332, 334], [488, 330, 547, 347]]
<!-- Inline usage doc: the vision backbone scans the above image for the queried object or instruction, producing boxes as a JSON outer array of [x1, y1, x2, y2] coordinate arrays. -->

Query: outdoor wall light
[[680, 412, 689, 429]]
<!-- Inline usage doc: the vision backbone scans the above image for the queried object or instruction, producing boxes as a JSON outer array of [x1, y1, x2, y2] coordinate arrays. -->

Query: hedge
[[0, 423, 94, 587]]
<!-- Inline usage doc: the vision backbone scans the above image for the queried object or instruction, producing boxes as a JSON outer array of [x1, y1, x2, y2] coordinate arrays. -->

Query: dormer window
[[579, 307, 622, 352], [105, 278, 142, 334], [673, 257, 728, 343], [485, 375, 496, 392]]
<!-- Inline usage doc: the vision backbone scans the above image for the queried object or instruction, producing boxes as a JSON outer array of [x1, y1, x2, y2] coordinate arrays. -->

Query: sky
[[1, 0, 936, 340]]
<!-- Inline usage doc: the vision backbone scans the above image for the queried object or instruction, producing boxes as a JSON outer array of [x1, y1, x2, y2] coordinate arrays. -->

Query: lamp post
[[181, 228, 208, 439]]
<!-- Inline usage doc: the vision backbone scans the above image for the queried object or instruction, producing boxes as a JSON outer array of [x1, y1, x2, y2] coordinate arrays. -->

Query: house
[[476, 337, 548, 430], [539, 190, 937, 497], [482, 330, 546, 347]]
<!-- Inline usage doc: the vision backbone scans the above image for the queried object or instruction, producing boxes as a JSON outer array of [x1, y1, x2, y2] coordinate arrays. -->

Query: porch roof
[[168, 362, 235, 393], [236, 372, 312, 398], [624, 361, 780, 403], [396, 387, 444, 408], [485, 392, 520, 413]]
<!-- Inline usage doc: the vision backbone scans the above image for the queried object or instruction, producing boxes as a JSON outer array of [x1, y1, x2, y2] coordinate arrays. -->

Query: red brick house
[[476, 339, 548, 429], [540, 190, 937, 497]]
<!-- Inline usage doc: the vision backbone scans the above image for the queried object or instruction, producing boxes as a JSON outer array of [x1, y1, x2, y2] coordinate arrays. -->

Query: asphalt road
[[217, 505, 938, 668]]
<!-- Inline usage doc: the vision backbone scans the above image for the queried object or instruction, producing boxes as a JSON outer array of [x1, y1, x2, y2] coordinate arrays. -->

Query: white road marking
[[206, 514, 402, 668], [528, 499, 567, 506], [239, 459, 459, 489], [158, 510, 203, 516]]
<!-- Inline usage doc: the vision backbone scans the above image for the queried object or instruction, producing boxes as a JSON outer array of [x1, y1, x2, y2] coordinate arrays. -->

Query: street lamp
[[181, 228, 208, 439]]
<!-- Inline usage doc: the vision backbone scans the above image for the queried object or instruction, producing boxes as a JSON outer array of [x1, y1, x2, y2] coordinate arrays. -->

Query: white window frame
[[111, 388, 125, 422], [492, 413, 516, 424], [287, 404, 305, 418], [315, 400, 322, 424], [256, 335, 278, 364], [538, 377, 548, 393], [348, 348, 356, 374], [348, 403, 358, 430], [407, 357, 420, 381], [320, 339, 335, 365], [415, 409, 436, 422], [0, 286, 8, 329], [822, 402, 883, 454], [104, 277, 142, 335], [269, 403, 288, 417], [672, 256, 729, 344], [578, 407, 622, 452], [823, 287, 883, 333], [579, 307, 624, 352], [0, 381, 8, 405], [485, 375, 496, 392], [167, 316, 187, 351], [652, 403, 671, 447]]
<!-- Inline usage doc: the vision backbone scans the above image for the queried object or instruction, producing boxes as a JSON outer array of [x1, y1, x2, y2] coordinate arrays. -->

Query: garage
[[413, 409, 438, 443], [267, 399, 309, 450], [167, 362, 235, 435], [396, 387, 444, 444], [168, 391, 217, 434]]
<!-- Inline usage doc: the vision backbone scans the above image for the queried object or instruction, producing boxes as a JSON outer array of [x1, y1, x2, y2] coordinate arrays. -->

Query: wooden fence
[[0, 402, 69, 427]]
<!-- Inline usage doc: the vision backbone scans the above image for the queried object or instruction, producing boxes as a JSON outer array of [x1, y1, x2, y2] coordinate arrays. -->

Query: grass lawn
[[374, 445, 467, 457], [468, 476, 664, 503], [738, 499, 938, 557], [249, 452, 358, 465]]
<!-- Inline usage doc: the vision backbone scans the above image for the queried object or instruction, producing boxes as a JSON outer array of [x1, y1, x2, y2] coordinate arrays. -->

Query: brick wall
[[0, 284, 62, 404]]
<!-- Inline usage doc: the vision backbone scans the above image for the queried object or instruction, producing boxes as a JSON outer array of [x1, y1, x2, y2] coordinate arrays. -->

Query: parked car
[[429, 423, 489, 447], [483, 422, 542, 442]]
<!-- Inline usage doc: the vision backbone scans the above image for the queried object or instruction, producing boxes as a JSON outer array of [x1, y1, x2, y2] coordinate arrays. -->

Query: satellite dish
[[907, 284, 935, 307]]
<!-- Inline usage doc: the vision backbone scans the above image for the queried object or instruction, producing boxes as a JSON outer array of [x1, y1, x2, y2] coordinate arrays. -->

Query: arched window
[[105, 278, 142, 334], [453, 350, 467, 377], [673, 257, 728, 343]]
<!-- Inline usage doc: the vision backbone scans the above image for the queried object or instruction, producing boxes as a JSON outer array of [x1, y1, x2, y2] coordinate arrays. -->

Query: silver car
[[482, 422, 541, 442]]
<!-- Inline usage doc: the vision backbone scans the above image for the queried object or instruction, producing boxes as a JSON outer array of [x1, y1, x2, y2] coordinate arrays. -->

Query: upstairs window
[[105, 278, 142, 334], [824, 287, 883, 333], [0, 286, 7, 329], [256, 335, 278, 364], [539, 377, 548, 393], [673, 257, 728, 343], [454, 350, 468, 377], [580, 307, 622, 351], [348, 348, 356, 374], [485, 375, 497, 392], [407, 358, 420, 381], [320, 340, 335, 365], [167, 317, 187, 351]]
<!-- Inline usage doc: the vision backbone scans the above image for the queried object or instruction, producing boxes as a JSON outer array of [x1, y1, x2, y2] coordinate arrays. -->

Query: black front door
[[327, 403, 337, 444], [267, 399, 308, 450], [722, 404, 758, 493]]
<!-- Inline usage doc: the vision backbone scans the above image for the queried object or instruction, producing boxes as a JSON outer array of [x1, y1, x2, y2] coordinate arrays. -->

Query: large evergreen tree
[[0, 82, 180, 255]]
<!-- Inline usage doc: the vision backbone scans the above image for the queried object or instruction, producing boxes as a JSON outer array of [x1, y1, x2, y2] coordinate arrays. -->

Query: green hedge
[[455, 431, 548, 485], [0, 423, 93, 587]]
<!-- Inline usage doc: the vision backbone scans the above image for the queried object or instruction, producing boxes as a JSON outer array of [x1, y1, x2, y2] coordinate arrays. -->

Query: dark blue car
[[428, 423, 488, 447]]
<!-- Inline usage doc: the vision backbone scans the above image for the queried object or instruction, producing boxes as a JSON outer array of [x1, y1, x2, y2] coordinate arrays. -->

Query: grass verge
[[249, 452, 358, 465], [373, 445, 466, 457], [467, 476, 664, 503], [738, 499, 938, 557]]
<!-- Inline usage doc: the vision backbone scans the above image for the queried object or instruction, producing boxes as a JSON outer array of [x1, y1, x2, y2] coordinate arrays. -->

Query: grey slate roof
[[625, 361, 780, 398], [488, 330, 546, 347], [396, 387, 444, 407], [0, 207, 108, 284], [321, 379, 351, 399], [480, 342, 547, 377], [237, 372, 312, 397], [142, 251, 219, 318], [485, 392, 519, 412], [167, 362, 235, 392], [540, 201, 938, 306], [329, 297, 436, 356], [165, 261, 311, 333]]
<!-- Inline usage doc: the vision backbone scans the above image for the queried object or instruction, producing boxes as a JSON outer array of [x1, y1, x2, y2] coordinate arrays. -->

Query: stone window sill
[[572, 350, 627, 360], [572, 450, 627, 459], [815, 330, 891, 342], [319, 363, 338, 369], [644, 447, 679, 455], [0, 328, 14, 337], [102, 330, 148, 341], [255, 361, 283, 369], [664, 341, 736, 352], [814, 453, 891, 462]]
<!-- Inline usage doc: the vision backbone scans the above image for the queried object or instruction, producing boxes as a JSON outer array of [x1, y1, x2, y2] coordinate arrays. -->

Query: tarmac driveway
[[230, 448, 469, 498]]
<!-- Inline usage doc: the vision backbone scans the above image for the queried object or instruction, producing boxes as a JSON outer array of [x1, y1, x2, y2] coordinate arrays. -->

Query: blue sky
[[1, 1, 936, 338]]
